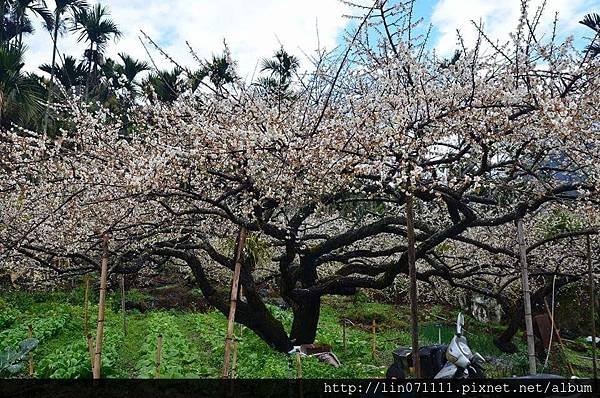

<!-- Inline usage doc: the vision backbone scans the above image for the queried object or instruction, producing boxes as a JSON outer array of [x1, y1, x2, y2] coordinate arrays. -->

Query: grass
[[0, 285, 594, 378]]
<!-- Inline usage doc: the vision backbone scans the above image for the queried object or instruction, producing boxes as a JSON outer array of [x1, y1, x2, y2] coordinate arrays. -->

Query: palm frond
[[580, 13, 600, 32]]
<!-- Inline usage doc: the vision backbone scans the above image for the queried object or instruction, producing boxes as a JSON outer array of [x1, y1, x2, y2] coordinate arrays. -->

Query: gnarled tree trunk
[[289, 295, 321, 345]]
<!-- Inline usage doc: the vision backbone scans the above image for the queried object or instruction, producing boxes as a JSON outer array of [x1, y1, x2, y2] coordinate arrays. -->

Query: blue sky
[[23, 0, 599, 78]]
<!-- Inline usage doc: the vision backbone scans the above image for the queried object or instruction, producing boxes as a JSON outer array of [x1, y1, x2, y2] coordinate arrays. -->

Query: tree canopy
[[1, 1, 599, 352]]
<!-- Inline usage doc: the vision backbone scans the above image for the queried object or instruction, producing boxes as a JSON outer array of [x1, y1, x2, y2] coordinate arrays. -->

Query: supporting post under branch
[[517, 219, 536, 375], [406, 194, 420, 378], [222, 227, 248, 379], [587, 234, 597, 379]]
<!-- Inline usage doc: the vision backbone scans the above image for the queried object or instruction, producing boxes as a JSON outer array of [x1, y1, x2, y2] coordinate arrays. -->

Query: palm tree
[[113, 53, 149, 94], [43, 0, 87, 131], [0, 45, 44, 128], [203, 53, 235, 93], [98, 53, 148, 108], [580, 13, 600, 58], [0, 0, 17, 46], [12, 0, 54, 47], [143, 68, 182, 103], [0, 1, 7, 45], [1, 8, 34, 46], [71, 3, 121, 97], [40, 54, 86, 89], [256, 47, 299, 106]]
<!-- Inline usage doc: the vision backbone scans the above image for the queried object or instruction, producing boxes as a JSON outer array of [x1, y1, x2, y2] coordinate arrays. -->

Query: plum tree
[[1, 1, 599, 352]]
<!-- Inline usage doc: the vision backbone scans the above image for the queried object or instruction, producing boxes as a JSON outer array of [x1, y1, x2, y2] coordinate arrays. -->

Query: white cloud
[[431, 0, 597, 55], [22, 0, 597, 79], [23, 0, 349, 81]]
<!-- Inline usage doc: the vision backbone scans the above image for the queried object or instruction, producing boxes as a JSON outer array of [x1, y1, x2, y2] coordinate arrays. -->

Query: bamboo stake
[[27, 325, 33, 377], [84, 275, 90, 336], [517, 219, 537, 375], [231, 338, 238, 379], [87, 334, 94, 368], [406, 194, 421, 377], [120, 274, 127, 336], [371, 319, 377, 360], [155, 334, 163, 379], [222, 227, 248, 379], [296, 352, 304, 398], [342, 320, 347, 353], [588, 235, 598, 379], [92, 233, 109, 379], [295, 352, 302, 379], [544, 299, 575, 376]]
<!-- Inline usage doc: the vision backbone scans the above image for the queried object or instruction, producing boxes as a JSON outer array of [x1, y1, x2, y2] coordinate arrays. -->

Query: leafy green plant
[[0, 308, 17, 329], [135, 313, 196, 378], [0, 338, 38, 377], [38, 327, 125, 379], [540, 209, 584, 239], [0, 313, 68, 349], [38, 340, 91, 379]]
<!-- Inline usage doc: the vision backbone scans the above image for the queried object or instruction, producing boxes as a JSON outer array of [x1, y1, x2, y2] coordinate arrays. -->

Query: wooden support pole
[[231, 338, 238, 379], [120, 274, 127, 336], [84, 275, 90, 337], [295, 352, 302, 379], [406, 194, 421, 377], [155, 334, 163, 379], [371, 319, 377, 360], [342, 320, 347, 353], [544, 299, 575, 376], [27, 325, 33, 377], [588, 235, 598, 379], [296, 352, 304, 398], [517, 219, 537, 375], [93, 233, 109, 379], [222, 227, 248, 379]]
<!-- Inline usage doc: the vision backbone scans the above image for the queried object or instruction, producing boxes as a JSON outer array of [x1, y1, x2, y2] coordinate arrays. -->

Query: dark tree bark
[[154, 246, 295, 353], [234, 289, 294, 353], [289, 295, 321, 344], [494, 301, 521, 353], [494, 277, 579, 353]]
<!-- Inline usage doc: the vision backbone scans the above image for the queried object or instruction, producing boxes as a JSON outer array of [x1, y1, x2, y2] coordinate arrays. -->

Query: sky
[[22, 0, 599, 79]]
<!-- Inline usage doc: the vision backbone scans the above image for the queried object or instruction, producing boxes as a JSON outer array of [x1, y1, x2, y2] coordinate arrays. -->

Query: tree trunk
[[85, 43, 93, 99], [289, 296, 321, 345], [182, 253, 294, 353], [236, 289, 294, 353], [44, 13, 60, 133], [494, 302, 521, 353], [495, 277, 576, 353], [287, 255, 321, 345]]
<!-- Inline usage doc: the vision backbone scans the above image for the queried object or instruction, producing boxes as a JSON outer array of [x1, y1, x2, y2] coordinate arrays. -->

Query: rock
[[298, 344, 341, 368]]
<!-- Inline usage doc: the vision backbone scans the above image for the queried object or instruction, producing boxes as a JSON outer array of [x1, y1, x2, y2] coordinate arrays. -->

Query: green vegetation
[[0, 338, 38, 376], [0, 286, 595, 378]]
